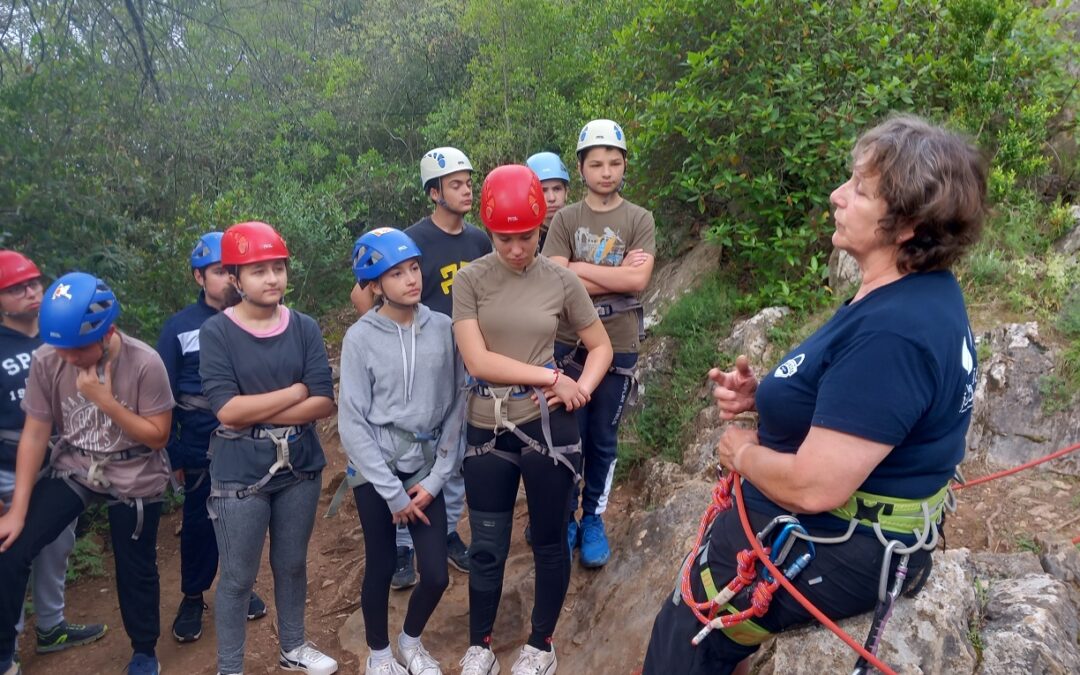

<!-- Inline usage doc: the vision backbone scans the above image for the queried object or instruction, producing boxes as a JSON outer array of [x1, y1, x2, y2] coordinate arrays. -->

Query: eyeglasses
[[0, 278, 44, 298]]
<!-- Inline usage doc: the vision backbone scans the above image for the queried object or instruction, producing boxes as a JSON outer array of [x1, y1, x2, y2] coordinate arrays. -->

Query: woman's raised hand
[[709, 355, 758, 420]]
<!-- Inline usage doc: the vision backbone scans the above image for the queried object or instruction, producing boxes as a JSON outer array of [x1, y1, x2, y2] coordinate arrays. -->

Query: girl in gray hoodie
[[338, 228, 466, 675]]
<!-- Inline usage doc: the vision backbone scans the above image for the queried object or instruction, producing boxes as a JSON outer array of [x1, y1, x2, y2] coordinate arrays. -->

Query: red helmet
[[221, 222, 289, 266], [0, 250, 42, 291], [480, 165, 547, 234]]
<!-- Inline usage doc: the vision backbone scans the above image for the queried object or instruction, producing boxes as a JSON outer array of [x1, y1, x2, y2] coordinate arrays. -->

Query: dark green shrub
[[597, 0, 1077, 310]]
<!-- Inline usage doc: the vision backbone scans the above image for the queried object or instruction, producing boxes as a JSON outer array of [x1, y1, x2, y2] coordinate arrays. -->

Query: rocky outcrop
[[967, 322, 1080, 477], [1055, 206, 1080, 257], [759, 546, 1080, 675], [828, 247, 861, 296], [640, 241, 722, 332]]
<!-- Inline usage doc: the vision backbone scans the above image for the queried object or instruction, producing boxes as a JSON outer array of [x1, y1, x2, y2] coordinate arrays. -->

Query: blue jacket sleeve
[[155, 317, 183, 465]]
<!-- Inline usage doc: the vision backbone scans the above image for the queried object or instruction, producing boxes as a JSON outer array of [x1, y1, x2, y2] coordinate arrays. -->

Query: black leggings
[[353, 476, 449, 650], [642, 504, 931, 674], [464, 409, 581, 651]]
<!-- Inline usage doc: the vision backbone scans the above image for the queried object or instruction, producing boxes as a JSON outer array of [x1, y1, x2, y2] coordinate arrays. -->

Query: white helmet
[[420, 147, 473, 189], [576, 119, 627, 158]]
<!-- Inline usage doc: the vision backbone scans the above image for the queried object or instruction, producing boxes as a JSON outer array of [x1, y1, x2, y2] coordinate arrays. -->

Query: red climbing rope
[[954, 442, 1080, 490], [730, 473, 898, 675], [672, 440, 1080, 675]]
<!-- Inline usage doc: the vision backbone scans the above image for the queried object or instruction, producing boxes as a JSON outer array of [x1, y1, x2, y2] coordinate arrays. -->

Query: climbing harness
[[465, 366, 581, 480], [324, 425, 440, 517], [678, 468, 950, 675], [209, 424, 317, 500], [594, 294, 646, 342], [50, 440, 167, 540]]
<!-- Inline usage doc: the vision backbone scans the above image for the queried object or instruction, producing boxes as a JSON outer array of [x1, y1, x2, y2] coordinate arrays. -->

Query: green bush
[[596, 0, 1077, 311]]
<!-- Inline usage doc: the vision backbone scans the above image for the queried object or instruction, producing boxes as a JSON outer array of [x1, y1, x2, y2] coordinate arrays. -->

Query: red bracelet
[[552, 369, 560, 387]]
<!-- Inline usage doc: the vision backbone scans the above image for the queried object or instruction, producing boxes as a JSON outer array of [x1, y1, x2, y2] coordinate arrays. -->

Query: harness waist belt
[[176, 393, 212, 412], [828, 484, 950, 535]]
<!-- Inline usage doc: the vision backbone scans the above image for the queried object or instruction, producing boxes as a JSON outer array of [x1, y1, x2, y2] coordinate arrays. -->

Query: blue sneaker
[[567, 518, 580, 555], [126, 653, 160, 675], [579, 514, 610, 568]]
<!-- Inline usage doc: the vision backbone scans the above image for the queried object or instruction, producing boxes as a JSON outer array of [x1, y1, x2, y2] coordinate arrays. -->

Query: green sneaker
[[35, 620, 108, 654]]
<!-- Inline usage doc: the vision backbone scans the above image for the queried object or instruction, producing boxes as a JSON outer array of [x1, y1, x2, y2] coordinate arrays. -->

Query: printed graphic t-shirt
[[404, 216, 493, 317], [542, 199, 656, 352], [453, 253, 598, 428], [23, 332, 175, 498], [0, 325, 42, 470]]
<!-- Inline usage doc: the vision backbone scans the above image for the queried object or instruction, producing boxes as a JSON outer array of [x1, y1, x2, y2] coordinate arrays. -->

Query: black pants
[[642, 505, 930, 674], [0, 477, 161, 660], [180, 468, 218, 596], [354, 477, 449, 650], [464, 409, 581, 651]]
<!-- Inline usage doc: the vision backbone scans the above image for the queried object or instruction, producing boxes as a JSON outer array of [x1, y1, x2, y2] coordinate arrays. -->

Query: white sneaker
[[459, 646, 500, 675], [510, 644, 556, 675], [279, 642, 338, 675], [399, 639, 442, 675], [365, 655, 408, 675]]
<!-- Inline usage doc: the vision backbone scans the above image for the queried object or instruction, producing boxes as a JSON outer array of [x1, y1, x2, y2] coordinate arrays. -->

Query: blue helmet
[[40, 272, 121, 348], [190, 232, 224, 269], [526, 152, 570, 183], [351, 228, 422, 283]]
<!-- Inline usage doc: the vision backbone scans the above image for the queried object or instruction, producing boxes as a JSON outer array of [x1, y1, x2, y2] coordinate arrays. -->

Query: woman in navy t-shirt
[[644, 115, 988, 674]]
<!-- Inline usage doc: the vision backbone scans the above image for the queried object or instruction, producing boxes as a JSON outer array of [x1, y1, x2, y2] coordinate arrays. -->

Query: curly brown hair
[[853, 114, 988, 273]]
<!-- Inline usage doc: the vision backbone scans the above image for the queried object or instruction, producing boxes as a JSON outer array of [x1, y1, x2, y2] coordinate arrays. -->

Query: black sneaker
[[447, 531, 470, 573], [246, 591, 267, 620], [172, 595, 206, 643], [390, 546, 417, 590], [34, 620, 108, 654]]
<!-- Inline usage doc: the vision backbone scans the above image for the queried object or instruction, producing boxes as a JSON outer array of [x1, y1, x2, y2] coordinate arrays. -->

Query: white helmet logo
[[51, 283, 73, 301], [774, 354, 805, 379]]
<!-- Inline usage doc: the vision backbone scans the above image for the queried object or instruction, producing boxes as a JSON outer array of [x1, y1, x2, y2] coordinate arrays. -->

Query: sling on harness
[[465, 367, 581, 481], [324, 425, 440, 518], [49, 440, 166, 540], [209, 424, 317, 500], [595, 293, 646, 342]]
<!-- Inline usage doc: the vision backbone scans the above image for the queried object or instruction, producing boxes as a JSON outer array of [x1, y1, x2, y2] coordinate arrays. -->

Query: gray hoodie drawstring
[[395, 321, 417, 403]]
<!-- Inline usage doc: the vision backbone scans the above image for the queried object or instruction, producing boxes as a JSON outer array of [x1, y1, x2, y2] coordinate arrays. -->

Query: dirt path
[[15, 420, 1079, 674]]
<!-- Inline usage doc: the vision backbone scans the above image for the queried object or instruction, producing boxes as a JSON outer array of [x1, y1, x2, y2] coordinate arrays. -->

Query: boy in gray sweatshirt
[[338, 228, 466, 675]]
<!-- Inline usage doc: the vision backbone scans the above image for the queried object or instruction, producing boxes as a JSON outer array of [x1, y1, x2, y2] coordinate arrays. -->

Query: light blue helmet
[[526, 152, 570, 183], [190, 232, 224, 269], [40, 272, 121, 348], [351, 228, 422, 283]]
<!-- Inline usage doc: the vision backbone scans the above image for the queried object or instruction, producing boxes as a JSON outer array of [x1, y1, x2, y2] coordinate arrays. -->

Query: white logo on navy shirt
[[774, 354, 805, 379], [959, 333, 977, 414]]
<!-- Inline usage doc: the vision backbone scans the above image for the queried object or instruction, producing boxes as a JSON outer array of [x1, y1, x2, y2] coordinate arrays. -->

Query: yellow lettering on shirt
[[440, 261, 471, 295]]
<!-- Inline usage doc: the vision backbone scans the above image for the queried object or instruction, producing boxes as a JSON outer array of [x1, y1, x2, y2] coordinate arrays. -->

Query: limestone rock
[[967, 322, 1080, 477], [979, 574, 1080, 674], [828, 247, 861, 296], [1036, 533, 1080, 585], [718, 305, 791, 371], [641, 241, 722, 332], [1054, 205, 1080, 256], [759, 548, 978, 675]]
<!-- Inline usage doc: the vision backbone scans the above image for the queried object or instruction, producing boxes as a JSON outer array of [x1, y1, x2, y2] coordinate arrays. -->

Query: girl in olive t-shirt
[[451, 165, 612, 675]]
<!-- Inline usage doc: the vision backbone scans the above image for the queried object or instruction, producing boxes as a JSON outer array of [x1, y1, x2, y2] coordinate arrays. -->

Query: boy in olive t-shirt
[[542, 119, 655, 568]]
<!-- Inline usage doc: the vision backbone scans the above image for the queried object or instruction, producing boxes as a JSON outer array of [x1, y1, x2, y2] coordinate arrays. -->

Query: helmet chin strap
[[380, 290, 418, 312]]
